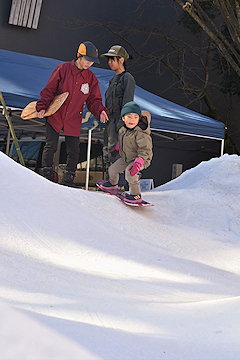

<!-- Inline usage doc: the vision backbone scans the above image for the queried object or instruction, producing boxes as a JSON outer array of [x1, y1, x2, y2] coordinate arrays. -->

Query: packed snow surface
[[0, 152, 240, 360]]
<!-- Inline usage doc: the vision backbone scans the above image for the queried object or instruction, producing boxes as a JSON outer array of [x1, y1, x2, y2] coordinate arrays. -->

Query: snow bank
[[0, 152, 240, 360]]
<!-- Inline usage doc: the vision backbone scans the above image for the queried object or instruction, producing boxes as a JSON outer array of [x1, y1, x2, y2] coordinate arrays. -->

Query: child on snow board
[[100, 101, 153, 203]]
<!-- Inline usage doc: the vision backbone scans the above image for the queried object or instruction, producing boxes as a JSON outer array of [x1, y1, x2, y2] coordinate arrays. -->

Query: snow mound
[[159, 153, 240, 192], [0, 152, 240, 360], [151, 154, 240, 239], [0, 300, 100, 360]]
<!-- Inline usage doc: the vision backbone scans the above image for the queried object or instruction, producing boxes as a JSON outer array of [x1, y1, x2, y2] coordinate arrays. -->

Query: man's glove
[[110, 142, 120, 158], [129, 157, 144, 176]]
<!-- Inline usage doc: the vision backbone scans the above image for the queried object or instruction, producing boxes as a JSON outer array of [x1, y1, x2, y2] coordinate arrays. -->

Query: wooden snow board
[[96, 180, 153, 207], [21, 92, 69, 119]]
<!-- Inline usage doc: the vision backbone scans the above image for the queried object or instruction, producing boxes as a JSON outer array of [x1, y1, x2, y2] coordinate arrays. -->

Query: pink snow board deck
[[96, 180, 154, 207]]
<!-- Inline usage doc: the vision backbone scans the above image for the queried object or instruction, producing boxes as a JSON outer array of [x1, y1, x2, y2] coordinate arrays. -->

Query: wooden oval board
[[21, 92, 69, 119]]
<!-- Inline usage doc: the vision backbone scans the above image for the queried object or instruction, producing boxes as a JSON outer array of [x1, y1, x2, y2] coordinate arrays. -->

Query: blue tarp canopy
[[0, 49, 225, 140]]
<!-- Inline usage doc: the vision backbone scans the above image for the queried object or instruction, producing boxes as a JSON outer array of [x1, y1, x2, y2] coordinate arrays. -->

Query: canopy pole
[[220, 139, 224, 156], [6, 128, 11, 155], [85, 120, 99, 191], [0, 92, 25, 166], [85, 129, 92, 190]]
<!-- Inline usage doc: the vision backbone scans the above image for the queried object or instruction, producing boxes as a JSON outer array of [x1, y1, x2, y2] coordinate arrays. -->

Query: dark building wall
[[0, 0, 222, 110], [1, 1, 239, 153], [0, 0, 175, 96], [1, 0, 111, 60], [144, 135, 222, 186], [1, 1, 159, 60], [0, 0, 229, 185]]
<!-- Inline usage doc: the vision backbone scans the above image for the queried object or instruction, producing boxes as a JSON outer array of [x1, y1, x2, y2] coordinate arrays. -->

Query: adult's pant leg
[[108, 118, 119, 151], [42, 122, 59, 168], [65, 135, 80, 172], [103, 123, 111, 177], [103, 119, 119, 163]]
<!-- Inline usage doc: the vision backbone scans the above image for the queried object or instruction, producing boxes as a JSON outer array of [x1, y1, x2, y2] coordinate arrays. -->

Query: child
[[101, 101, 153, 203]]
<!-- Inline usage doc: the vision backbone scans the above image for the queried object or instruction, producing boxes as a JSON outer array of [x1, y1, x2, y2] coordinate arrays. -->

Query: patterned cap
[[78, 41, 100, 64]]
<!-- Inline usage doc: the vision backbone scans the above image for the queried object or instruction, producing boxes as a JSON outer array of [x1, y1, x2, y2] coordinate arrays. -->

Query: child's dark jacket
[[118, 116, 153, 168]]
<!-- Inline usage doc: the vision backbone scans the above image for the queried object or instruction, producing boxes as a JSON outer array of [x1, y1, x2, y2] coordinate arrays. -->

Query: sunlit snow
[[0, 152, 240, 360]]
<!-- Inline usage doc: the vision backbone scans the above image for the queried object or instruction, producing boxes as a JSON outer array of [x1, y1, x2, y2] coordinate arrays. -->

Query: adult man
[[37, 41, 108, 186]]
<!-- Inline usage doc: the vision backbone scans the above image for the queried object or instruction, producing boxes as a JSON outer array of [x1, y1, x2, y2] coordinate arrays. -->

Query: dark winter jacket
[[119, 116, 153, 168], [105, 72, 135, 118], [36, 60, 107, 136]]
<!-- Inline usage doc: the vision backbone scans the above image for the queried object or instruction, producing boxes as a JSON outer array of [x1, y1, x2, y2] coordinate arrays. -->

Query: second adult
[[100, 45, 135, 186]]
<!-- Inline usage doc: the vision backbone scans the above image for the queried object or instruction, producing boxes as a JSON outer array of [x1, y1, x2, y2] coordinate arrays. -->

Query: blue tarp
[[0, 49, 225, 140]]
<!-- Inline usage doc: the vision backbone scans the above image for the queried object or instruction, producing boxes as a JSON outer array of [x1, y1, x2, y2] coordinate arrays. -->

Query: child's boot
[[124, 194, 142, 203], [101, 181, 118, 190]]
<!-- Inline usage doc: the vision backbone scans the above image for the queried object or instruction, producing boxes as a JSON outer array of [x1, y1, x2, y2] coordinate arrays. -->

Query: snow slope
[[0, 152, 240, 360]]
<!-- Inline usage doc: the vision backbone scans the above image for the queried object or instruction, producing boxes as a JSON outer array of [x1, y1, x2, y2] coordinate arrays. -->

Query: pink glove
[[129, 157, 144, 176], [110, 142, 120, 157]]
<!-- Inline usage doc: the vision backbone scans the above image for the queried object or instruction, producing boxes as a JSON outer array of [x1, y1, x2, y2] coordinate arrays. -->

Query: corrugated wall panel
[[8, 0, 42, 29]]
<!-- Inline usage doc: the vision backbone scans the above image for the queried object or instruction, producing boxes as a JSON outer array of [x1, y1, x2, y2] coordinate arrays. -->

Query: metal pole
[[6, 128, 11, 155], [0, 92, 25, 166], [85, 121, 98, 190], [220, 139, 224, 156], [85, 129, 92, 190]]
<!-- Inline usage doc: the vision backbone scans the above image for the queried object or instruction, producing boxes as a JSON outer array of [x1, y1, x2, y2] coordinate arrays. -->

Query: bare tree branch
[[173, 0, 240, 76]]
